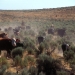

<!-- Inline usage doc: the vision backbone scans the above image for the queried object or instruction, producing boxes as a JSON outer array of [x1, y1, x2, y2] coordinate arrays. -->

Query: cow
[[38, 36, 44, 44], [56, 28, 66, 37], [15, 38, 23, 48], [0, 38, 23, 58], [26, 26, 31, 30], [48, 28, 54, 34], [0, 33, 9, 39], [0, 33, 6, 38], [61, 43, 70, 52]]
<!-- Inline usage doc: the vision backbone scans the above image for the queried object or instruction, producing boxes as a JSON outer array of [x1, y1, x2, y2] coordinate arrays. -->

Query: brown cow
[[0, 37, 23, 57]]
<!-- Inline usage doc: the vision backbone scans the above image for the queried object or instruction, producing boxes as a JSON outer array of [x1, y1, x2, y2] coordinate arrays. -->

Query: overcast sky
[[0, 0, 75, 10]]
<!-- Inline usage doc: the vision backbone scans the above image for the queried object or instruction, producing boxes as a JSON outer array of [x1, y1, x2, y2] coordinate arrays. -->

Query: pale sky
[[0, 0, 75, 10]]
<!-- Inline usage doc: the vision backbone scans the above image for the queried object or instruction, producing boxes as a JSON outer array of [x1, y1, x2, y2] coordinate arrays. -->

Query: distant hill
[[0, 6, 75, 22]]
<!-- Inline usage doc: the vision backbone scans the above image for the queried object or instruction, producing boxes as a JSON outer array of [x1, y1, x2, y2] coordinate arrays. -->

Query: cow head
[[12, 38, 16, 46]]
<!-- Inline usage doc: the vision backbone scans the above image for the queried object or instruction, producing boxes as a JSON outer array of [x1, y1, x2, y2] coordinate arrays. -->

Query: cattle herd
[[0, 21, 68, 59], [47, 26, 66, 37], [0, 35, 68, 58]]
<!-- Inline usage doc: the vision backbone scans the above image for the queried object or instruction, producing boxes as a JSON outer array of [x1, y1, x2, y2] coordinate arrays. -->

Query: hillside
[[0, 6, 75, 22], [0, 6, 75, 43]]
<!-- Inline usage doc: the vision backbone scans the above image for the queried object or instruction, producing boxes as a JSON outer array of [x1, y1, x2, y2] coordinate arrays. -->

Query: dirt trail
[[51, 49, 72, 71]]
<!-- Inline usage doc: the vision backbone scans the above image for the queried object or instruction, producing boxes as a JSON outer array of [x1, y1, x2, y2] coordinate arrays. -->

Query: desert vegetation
[[0, 6, 75, 75]]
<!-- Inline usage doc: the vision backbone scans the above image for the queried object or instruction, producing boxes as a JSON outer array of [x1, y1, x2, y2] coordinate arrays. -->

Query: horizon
[[0, 0, 75, 10], [0, 6, 75, 11]]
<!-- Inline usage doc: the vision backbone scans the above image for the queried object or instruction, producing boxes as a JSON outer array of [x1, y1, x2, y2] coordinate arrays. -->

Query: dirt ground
[[0, 49, 72, 73]]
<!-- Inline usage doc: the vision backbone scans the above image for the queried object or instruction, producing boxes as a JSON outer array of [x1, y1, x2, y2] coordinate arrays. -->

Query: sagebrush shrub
[[12, 47, 24, 58]]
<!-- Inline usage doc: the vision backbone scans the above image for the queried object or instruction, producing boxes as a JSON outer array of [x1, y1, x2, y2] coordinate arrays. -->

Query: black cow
[[56, 28, 66, 37], [38, 36, 44, 44], [26, 26, 31, 30], [48, 28, 54, 34], [15, 42, 23, 48], [61, 43, 70, 52], [0, 38, 23, 57]]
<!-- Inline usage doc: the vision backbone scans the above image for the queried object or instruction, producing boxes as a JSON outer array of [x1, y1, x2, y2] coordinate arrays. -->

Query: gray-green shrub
[[12, 47, 24, 58]]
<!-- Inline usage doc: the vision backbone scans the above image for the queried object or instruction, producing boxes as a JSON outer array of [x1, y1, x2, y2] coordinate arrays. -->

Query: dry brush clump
[[11, 47, 24, 58], [36, 53, 61, 75]]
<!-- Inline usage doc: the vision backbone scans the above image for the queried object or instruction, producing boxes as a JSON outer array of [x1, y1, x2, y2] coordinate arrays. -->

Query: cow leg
[[0, 50, 1, 55], [0, 50, 1, 58], [7, 50, 11, 58]]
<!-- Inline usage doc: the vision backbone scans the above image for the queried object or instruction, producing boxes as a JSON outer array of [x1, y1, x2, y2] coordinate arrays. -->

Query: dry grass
[[5, 51, 36, 73], [1, 48, 72, 73], [0, 6, 75, 22]]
